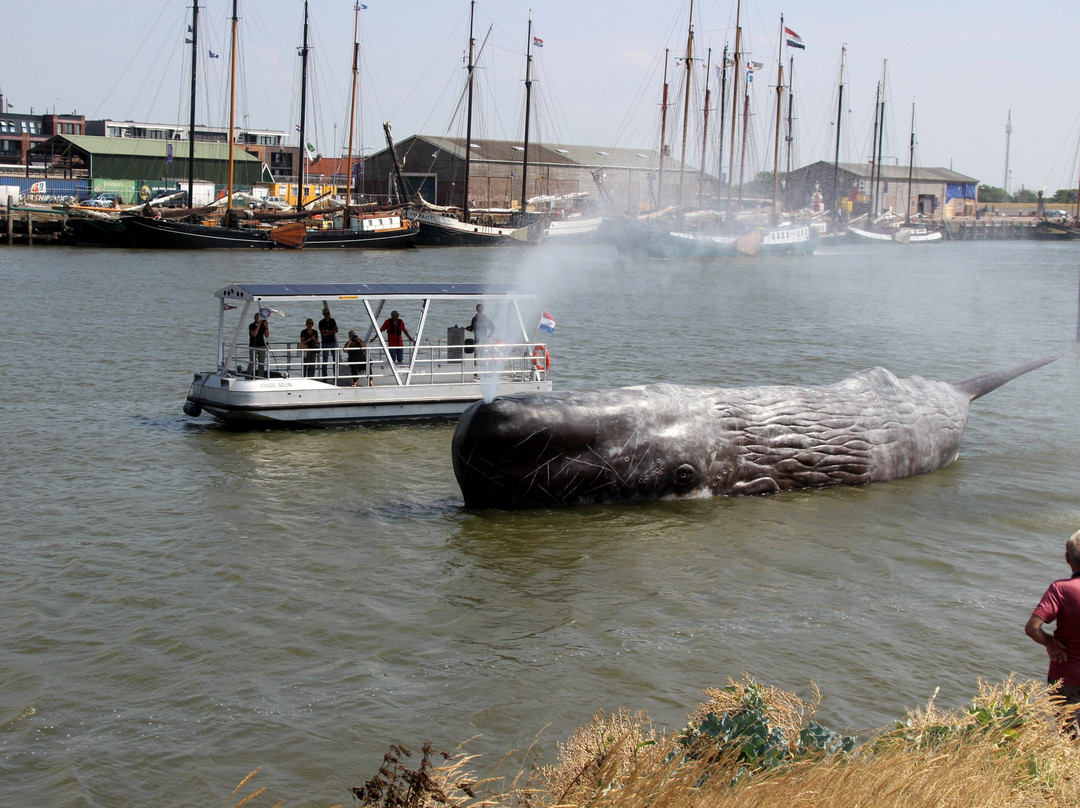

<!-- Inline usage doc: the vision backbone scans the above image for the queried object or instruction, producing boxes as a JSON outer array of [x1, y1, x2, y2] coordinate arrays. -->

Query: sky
[[3, 0, 1078, 195]]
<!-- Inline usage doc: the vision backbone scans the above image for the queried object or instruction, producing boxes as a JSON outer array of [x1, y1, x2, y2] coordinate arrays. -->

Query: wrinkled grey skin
[[452, 359, 1055, 509]]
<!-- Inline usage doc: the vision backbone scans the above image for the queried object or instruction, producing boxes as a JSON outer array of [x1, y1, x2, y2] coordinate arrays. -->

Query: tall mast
[[462, 0, 476, 223], [771, 15, 784, 220], [382, 121, 409, 202], [905, 99, 915, 224], [1075, 136, 1080, 220], [698, 47, 711, 209], [716, 44, 728, 204], [226, 0, 238, 213], [737, 88, 749, 209], [785, 55, 794, 176], [296, 0, 311, 213], [832, 45, 846, 216], [677, 0, 694, 208], [520, 11, 534, 215], [344, 2, 361, 226], [873, 61, 888, 218], [726, 0, 742, 213], [658, 48, 669, 209], [868, 81, 881, 220], [187, 0, 198, 207]]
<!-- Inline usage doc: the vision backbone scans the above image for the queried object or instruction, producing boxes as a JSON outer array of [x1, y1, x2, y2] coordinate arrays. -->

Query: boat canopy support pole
[[364, 300, 404, 386], [510, 299, 529, 344], [402, 298, 432, 384], [221, 300, 250, 373]]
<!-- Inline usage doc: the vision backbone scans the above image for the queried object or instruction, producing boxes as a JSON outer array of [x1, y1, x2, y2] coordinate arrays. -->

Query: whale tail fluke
[[953, 355, 1058, 401]]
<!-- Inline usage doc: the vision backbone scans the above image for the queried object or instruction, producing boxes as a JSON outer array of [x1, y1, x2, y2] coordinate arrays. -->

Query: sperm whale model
[[451, 358, 1056, 509]]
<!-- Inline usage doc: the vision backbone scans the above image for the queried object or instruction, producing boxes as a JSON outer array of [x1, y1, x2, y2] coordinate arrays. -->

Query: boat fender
[[532, 345, 551, 371], [183, 401, 202, 417]]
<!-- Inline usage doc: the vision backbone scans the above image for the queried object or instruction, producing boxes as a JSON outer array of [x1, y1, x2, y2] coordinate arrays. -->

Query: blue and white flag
[[538, 310, 556, 334], [209, 50, 219, 58]]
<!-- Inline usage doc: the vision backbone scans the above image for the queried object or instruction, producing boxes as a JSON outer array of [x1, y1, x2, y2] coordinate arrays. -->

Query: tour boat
[[182, 282, 554, 426]]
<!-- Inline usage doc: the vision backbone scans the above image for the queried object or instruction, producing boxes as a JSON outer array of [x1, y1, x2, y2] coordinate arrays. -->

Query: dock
[[4, 204, 70, 245], [943, 218, 1039, 240]]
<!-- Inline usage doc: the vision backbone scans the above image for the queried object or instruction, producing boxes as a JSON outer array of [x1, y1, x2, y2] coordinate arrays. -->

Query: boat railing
[[226, 339, 550, 385]]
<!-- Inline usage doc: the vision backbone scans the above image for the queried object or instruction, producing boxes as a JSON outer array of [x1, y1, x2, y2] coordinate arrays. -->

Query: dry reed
[[350, 675, 1080, 808]]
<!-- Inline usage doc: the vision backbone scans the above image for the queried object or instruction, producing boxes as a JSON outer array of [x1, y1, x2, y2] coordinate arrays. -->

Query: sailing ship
[[290, 0, 417, 249], [848, 72, 941, 245], [407, 1, 538, 246], [127, 0, 415, 250], [125, 0, 305, 249], [618, 4, 816, 258]]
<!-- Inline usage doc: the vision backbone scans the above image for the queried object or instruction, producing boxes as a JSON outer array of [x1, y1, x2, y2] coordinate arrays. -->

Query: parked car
[[80, 192, 123, 208], [260, 196, 289, 209]]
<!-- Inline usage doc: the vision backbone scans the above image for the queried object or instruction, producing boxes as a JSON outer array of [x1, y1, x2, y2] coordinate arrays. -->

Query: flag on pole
[[533, 36, 544, 48], [784, 27, 805, 50], [538, 311, 556, 334], [209, 50, 219, 58]]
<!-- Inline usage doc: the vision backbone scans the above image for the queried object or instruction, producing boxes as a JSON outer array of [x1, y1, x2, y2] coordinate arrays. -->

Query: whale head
[[452, 386, 725, 509]]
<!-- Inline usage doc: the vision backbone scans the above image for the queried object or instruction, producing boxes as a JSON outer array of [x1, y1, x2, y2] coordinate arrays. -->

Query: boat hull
[[125, 215, 281, 249], [544, 217, 605, 242], [412, 210, 536, 246], [302, 223, 418, 249], [66, 215, 132, 247], [186, 371, 551, 426], [610, 219, 817, 258], [849, 226, 942, 244], [1033, 220, 1080, 240]]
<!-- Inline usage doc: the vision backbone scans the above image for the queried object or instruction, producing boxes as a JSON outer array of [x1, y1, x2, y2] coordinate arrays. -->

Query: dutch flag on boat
[[538, 311, 556, 334], [785, 27, 805, 50], [533, 36, 544, 48]]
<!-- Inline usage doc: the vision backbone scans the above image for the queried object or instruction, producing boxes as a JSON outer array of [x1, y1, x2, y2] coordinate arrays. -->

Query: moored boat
[[183, 282, 554, 426]]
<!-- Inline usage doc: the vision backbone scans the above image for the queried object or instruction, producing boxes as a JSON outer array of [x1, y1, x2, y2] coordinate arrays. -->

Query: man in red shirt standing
[[1026, 530, 1080, 721], [380, 310, 413, 365]]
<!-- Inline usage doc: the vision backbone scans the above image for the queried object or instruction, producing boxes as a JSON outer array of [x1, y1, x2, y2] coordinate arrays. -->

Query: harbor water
[[2, 239, 1079, 807]]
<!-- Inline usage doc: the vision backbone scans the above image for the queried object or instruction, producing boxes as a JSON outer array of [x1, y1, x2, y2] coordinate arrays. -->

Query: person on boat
[[380, 310, 413, 364], [319, 307, 339, 378], [1026, 528, 1080, 729], [248, 312, 269, 377], [466, 303, 494, 345], [467, 303, 495, 377], [344, 331, 369, 387], [299, 318, 320, 378]]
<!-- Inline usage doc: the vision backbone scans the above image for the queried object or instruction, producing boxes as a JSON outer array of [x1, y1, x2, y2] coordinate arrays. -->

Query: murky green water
[[2, 239, 1079, 806]]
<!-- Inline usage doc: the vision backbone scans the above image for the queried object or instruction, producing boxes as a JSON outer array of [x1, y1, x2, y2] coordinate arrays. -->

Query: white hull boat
[[183, 282, 553, 426]]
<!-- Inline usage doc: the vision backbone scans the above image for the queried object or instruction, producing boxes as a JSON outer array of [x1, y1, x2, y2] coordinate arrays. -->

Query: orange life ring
[[532, 345, 551, 371]]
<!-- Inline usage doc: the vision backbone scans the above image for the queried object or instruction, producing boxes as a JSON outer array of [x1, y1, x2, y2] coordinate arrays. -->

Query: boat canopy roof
[[217, 282, 534, 304]]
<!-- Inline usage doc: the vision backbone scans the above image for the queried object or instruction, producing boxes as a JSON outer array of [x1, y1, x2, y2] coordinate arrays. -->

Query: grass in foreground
[[230, 675, 1080, 808]]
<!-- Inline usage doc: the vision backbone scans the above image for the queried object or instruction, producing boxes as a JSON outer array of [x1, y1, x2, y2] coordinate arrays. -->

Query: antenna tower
[[1003, 109, 1012, 195]]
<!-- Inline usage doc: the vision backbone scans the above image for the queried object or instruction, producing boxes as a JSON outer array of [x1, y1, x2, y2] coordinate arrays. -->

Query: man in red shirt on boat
[[380, 310, 413, 364], [1026, 529, 1080, 725]]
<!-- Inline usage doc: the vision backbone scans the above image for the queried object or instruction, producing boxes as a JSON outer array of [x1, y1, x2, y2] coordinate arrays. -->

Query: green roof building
[[29, 134, 265, 192]]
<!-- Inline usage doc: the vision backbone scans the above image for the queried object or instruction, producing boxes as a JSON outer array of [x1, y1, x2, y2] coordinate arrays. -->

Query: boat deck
[[184, 281, 553, 425]]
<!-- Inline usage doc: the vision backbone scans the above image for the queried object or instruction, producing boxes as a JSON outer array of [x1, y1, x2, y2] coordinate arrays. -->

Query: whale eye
[[673, 463, 699, 488]]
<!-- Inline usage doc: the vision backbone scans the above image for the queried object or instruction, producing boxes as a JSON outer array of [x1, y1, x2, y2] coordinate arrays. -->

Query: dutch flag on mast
[[785, 27, 805, 50], [538, 311, 556, 334]]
